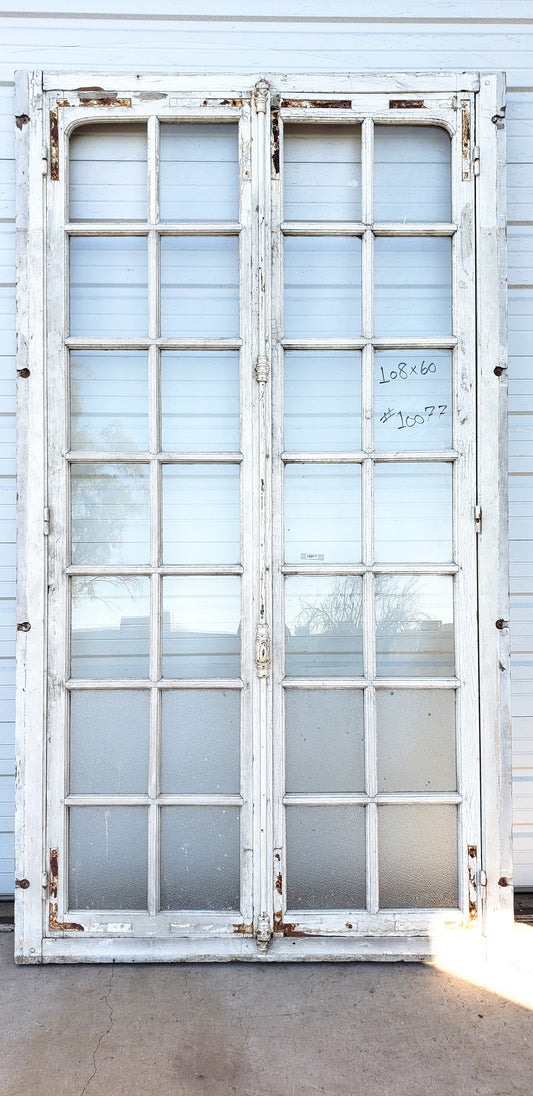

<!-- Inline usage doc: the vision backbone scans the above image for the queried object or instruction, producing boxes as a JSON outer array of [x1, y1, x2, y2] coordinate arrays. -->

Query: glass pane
[[284, 351, 361, 452], [377, 689, 456, 792], [161, 351, 240, 452], [285, 576, 363, 678], [71, 577, 150, 680], [284, 124, 362, 221], [163, 576, 240, 679], [375, 575, 454, 678], [70, 690, 149, 794], [70, 237, 147, 337], [286, 806, 366, 909], [161, 689, 240, 794], [285, 688, 364, 793], [284, 465, 361, 564], [374, 125, 451, 223], [162, 465, 240, 565], [374, 238, 451, 337], [160, 807, 240, 910], [378, 805, 458, 908], [69, 123, 147, 222], [69, 806, 148, 909], [70, 352, 148, 453], [160, 237, 239, 337], [284, 237, 361, 338], [160, 123, 238, 222], [374, 350, 452, 450], [71, 463, 150, 566], [374, 464, 453, 563]]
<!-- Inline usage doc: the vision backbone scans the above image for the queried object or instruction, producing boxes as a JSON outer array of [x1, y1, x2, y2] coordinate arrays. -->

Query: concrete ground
[[1, 928, 533, 1096]]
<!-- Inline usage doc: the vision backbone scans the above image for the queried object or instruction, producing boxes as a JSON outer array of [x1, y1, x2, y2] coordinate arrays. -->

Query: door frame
[[14, 70, 512, 963]]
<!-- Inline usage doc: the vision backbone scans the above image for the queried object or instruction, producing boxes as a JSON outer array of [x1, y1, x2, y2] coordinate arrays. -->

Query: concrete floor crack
[[78, 966, 115, 1096]]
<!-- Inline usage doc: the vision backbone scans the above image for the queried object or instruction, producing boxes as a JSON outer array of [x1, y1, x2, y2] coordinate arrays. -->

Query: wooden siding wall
[[1, 0, 533, 894]]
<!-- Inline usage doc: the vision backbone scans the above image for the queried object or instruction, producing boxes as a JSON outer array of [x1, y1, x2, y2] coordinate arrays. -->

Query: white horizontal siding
[[0, 6, 531, 894]]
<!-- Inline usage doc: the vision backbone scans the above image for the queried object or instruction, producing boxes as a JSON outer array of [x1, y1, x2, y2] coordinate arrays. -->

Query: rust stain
[[56, 99, 71, 108], [219, 98, 244, 108], [462, 101, 470, 179], [76, 86, 105, 92], [271, 110, 280, 175], [275, 872, 283, 895], [233, 921, 253, 935], [281, 98, 351, 109], [49, 848, 58, 899], [15, 114, 29, 130], [468, 844, 478, 922], [79, 97, 132, 108], [272, 910, 312, 937], [389, 99, 425, 109], [50, 109, 59, 181], [49, 902, 84, 933], [345, 922, 353, 929]]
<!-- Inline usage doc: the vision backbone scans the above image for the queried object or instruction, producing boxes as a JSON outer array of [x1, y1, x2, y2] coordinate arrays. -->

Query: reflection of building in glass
[[71, 613, 241, 679]]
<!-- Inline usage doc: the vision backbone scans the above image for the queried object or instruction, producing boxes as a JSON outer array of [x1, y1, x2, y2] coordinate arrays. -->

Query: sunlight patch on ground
[[430, 921, 533, 1010]]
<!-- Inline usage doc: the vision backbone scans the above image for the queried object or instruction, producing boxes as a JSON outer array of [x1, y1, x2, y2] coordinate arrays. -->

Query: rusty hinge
[[474, 504, 482, 534]]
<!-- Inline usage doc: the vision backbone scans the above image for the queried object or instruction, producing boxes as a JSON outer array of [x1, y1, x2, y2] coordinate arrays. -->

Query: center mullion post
[[252, 80, 274, 949], [147, 113, 161, 918], [361, 116, 378, 915]]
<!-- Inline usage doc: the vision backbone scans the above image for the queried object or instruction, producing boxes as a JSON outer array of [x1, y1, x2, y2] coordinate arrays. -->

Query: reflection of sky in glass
[[71, 576, 150, 631]]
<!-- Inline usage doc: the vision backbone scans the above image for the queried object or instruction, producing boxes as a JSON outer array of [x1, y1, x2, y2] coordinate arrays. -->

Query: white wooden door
[[16, 75, 501, 962]]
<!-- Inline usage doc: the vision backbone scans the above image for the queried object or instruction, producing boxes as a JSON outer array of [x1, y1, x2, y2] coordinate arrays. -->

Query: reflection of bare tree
[[71, 358, 145, 601], [295, 575, 428, 635]]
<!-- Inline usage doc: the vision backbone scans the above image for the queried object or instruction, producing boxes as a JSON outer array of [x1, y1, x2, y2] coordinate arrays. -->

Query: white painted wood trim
[[476, 73, 514, 948], [15, 70, 47, 963]]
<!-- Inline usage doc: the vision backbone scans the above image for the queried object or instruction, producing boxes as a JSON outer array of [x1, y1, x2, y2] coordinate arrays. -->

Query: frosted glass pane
[[374, 464, 452, 563], [374, 125, 451, 223], [285, 576, 363, 678], [70, 352, 148, 452], [71, 463, 150, 566], [71, 577, 150, 679], [70, 690, 149, 794], [284, 351, 361, 452], [161, 689, 240, 794], [284, 124, 362, 221], [161, 237, 239, 337], [161, 351, 239, 452], [162, 465, 240, 565], [284, 237, 361, 338], [286, 806, 366, 909], [163, 576, 240, 679], [69, 807, 148, 909], [374, 238, 451, 337], [70, 237, 147, 337], [284, 465, 361, 564], [69, 123, 147, 222], [378, 805, 458, 908], [285, 689, 364, 793], [377, 689, 456, 793], [376, 575, 454, 678], [160, 807, 240, 910], [160, 123, 238, 221], [374, 350, 452, 450]]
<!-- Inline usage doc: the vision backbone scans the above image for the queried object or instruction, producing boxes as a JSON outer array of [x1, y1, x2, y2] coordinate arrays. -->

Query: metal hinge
[[254, 79, 270, 114], [255, 913, 272, 952], [474, 504, 482, 534], [473, 145, 480, 176], [43, 507, 50, 536], [255, 622, 271, 677]]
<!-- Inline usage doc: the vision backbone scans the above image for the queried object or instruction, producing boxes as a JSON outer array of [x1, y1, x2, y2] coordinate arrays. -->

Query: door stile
[[450, 94, 482, 927], [250, 82, 274, 947]]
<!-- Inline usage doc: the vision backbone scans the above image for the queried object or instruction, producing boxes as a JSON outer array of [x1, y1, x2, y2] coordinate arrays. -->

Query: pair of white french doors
[[36, 78, 483, 960]]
